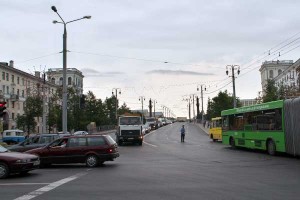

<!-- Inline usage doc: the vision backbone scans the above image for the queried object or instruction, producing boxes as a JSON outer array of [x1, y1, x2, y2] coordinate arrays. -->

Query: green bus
[[221, 98, 300, 156]]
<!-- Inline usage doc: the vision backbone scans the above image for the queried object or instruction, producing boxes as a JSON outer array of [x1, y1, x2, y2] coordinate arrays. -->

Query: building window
[[12, 113, 15, 120], [17, 89, 20, 96], [12, 75, 14, 83], [2, 85, 5, 94], [22, 90, 24, 97], [51, 78, 55, 84], [12, 88, 15, 95], [17, 77, 20, 84], [6, 73, 9, 81], [278, 69, 282, 75], [22, 78, 25, 85], [12, 102, 15, 108], [68, 77, 72, 85], [59, 77, 63, 85], [2, 72, 5, 80], [6, 86, 9, 94], [269, 70, 274, 79]]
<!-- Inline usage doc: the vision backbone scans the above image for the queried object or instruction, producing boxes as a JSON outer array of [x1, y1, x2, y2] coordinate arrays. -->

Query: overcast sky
[[1, 0, 300, 117]]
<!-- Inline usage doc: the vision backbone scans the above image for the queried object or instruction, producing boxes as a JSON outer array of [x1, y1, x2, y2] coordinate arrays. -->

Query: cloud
[[81, 68, 125, 77], [147, 70, 214, 76]]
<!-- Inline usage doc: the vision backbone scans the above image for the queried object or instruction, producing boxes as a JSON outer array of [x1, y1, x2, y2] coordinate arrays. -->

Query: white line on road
[[14, 172, 87, 200], [143, 141, 157, 147]]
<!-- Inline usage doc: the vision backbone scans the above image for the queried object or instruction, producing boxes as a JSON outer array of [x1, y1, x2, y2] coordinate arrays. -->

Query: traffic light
[[0, 102, 7, 117]]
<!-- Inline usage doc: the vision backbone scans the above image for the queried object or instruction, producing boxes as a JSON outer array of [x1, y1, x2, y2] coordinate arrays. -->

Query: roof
[[221, 100, 284, 116]]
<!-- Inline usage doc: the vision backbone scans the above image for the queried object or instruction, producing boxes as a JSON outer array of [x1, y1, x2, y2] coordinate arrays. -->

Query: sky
[[1, 0, 300, 118]]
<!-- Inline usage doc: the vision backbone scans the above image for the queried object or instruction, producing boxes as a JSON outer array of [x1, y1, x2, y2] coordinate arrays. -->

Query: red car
[[0, 145, 40, 179], [26, 135, 119, 167]]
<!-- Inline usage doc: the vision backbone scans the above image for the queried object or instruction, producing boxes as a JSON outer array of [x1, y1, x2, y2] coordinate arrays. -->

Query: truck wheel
[[229, 137, 235, 148], [139, 141, 143, 146]]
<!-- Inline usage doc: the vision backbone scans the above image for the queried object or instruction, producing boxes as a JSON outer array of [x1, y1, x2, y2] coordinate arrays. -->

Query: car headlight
[[16, 159, 31, 163]]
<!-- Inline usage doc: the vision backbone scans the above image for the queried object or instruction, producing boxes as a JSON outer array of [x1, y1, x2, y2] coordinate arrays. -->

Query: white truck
[[116, 116, 143, 146]]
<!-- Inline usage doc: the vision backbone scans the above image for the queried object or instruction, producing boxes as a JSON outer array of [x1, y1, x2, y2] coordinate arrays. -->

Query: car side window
[[69, 138, 87, 147], [87, 137, 106, 146]]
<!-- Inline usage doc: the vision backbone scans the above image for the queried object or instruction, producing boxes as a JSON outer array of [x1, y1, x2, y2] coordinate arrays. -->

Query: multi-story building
[[259, 60, 294, 92], [46, 68, 84, 95], [0, 61, 59, 132], [0, 61, 85, 133], [240, 99, 257, 107], [260, 59, 300, 98]]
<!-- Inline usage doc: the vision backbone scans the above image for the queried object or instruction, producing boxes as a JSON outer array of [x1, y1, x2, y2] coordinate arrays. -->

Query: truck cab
[[116, 116, 143, 146]]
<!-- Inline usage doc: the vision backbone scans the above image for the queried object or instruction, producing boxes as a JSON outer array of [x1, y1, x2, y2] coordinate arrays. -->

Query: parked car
[[2, 129, 25, 145], [7, 134, 63, 152], [73, 131, 89, 136], [26, 135, 119, 167], [0, 145, 40, 179]]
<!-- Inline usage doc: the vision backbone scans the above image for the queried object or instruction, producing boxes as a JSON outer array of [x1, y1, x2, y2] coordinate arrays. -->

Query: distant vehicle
[[7, 134, 63, 152], [26, 135, 119, 167], [176, 117, 187, 122], [2, 130, 25, 145], [116, 116, 143, 146], [142, 123, 151, 135], [145, 117, 157, 130], [209, 117, 222, 142], [73, 131, 89, 136], [0, 145, 40, 179]]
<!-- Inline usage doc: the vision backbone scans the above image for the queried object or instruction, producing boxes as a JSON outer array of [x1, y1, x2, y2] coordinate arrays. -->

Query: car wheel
[[117, 141, 123, 146], [86, 155, 98, 167], [0, 162, 9, 179], [229, 137, 235, 148], [267, 140, 276, 156]]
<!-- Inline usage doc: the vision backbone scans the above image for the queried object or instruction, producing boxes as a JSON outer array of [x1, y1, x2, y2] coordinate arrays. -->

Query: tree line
[[16, 88, 130, 134]]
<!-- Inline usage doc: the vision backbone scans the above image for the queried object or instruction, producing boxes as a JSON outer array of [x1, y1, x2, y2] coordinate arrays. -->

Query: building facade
[[46, 68, 84, 95], [0, 61, 59, 132], [259, 60, 294, 92]]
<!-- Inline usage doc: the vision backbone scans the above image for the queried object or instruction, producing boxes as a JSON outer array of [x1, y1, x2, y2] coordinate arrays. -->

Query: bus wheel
[[267, 140, 276, 156], [229, 137, 235, 148]]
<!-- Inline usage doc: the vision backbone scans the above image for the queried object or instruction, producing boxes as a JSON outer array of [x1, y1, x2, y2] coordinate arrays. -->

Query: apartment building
[[0, 61, 59, 132]]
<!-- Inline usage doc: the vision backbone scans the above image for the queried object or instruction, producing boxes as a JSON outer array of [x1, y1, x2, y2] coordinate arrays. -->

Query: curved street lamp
[[51, 6, 91, 134]]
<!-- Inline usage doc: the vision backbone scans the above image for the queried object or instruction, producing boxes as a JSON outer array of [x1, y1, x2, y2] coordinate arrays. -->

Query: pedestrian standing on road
[[180, 125, 185, 142]]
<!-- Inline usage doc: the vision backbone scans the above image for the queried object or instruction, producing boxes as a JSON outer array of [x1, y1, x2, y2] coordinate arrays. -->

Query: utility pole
[[197, 85, 206, 122], [149, 99, 153, 117], [226, 65, 240, 108], [112, 88, 121, 125], [182, 97, 191, 121], [139, 96, 145, 124], [196, 96, 200, 120], [42, 73, 47, 133], [153, 99, 157, 118]]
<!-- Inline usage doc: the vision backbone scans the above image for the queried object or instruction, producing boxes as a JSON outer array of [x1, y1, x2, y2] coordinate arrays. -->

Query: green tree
[[206, 90, 234, 120], [262, 79, 278, 103], [16, 96, 42, 135]]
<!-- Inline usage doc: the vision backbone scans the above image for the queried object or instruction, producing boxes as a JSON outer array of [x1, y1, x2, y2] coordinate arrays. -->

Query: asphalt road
[[1, 123, 300, 200]]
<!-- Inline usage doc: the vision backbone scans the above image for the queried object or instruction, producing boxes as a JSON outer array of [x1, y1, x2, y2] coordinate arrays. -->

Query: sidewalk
[[194, 122, 209, 135]]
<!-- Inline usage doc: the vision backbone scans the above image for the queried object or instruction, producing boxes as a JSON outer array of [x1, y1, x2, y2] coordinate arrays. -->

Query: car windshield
[[0, 145, 9, 153]]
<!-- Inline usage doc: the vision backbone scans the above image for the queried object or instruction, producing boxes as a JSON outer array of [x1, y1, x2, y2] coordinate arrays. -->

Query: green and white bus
[[221, 98, 300, 156]]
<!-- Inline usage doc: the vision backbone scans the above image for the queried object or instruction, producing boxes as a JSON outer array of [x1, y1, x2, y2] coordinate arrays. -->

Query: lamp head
[[83, 16, 92, 19], [52, 20, 58, 24], [226, 70, 228, 75], [51, 6, 57, 12]]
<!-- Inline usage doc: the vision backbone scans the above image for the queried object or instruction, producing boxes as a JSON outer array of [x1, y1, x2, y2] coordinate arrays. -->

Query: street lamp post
[[226, 65, 240, 108], [197, 85, 206, 122], [139, 96, 146, 124], [112, 88, 121, 125], [153, 99, 157, 118], [51, 6, 91, 134]]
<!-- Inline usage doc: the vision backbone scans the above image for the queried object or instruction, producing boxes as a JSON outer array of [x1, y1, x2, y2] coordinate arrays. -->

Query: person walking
[[180, 125, 185, 142]]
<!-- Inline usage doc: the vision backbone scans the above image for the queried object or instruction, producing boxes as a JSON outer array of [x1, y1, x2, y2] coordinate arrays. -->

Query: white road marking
[[14, 172, 87, 200], [143, 141, 157, 147], [0, 183, 49, 186]]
